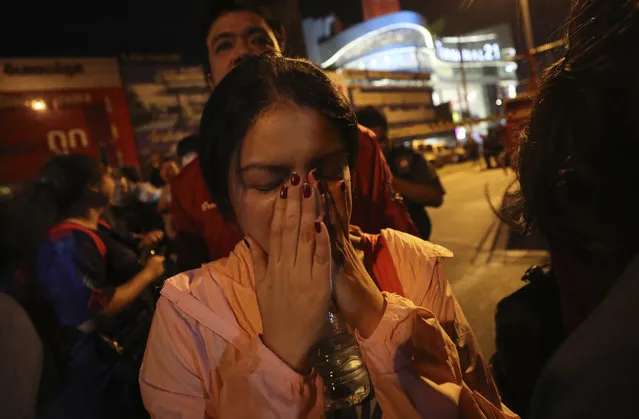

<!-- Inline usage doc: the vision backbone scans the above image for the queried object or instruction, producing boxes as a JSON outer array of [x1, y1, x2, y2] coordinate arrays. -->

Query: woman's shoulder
[[378, 229, 453, 303], [380, 229, 453, 260], [159, 244, 258, 339]]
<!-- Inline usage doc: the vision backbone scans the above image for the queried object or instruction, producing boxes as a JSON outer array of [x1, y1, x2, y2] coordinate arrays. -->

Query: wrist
[[139, 268, 158, 283], [354, 291, 386, 338]]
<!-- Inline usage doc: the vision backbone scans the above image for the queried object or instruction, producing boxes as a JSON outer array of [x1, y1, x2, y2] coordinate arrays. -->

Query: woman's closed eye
[[215, 41, 234, 54], [242, 170, 288, 193], [251, 35, 274, 49]]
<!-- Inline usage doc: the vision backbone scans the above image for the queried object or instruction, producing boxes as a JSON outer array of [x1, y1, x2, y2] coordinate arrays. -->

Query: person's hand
[[143, 255, 166, 281], [333, 235, 385, 338], [139, 230, 164, 249], [322, 182, 385, 338], [246, 170, 332, 373]]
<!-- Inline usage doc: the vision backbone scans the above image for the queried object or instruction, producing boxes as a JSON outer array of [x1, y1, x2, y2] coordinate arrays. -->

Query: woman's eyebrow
[[310, 149, 348, 166], [240, 163, 291, 173], [240, 149, 347, 172]]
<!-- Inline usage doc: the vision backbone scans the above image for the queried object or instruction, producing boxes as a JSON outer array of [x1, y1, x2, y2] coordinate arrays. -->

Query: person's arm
[[392, 177, 443, 207], [392, 153, 444, 207], [100, 256, 164, 316], [354, 243, 517, 418], [140, 296, 324, 418]]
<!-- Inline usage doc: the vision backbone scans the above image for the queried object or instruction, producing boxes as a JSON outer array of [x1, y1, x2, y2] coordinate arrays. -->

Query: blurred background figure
[[4, 153, 165, 418], [157, 158, 180, 239], [143, 153, 164, 188], [483, 126, 506, 170], [357, 105, 444, 240]]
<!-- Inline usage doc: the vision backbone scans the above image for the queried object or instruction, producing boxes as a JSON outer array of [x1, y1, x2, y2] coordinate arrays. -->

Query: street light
[[31, 99, 47, 111]]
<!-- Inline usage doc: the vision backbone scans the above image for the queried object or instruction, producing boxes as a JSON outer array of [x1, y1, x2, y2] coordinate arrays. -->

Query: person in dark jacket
[[357, 106, 445, 240]]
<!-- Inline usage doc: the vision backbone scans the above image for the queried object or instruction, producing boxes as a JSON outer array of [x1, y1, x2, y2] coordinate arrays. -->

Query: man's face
[[206, 10, 281, 87]]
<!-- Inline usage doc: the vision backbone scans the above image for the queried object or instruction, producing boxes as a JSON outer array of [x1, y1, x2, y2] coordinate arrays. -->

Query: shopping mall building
[[303, 11, 519, 145]]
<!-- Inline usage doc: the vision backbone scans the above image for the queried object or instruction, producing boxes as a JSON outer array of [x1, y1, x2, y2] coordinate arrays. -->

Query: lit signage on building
[[435, 40, 502, 63]]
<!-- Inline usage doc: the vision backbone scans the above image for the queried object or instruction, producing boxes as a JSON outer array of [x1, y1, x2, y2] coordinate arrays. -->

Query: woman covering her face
[[140, 55, 517, 418]]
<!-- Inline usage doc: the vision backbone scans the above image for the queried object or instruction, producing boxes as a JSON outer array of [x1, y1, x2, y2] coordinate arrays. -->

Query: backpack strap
[[48, 222, 107, 259], [161, 282, 249, 351], [360, 233, 405, 297]]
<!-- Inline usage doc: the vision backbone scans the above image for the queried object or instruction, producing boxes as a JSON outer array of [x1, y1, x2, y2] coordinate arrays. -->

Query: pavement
[[427, 162, 549, 357]]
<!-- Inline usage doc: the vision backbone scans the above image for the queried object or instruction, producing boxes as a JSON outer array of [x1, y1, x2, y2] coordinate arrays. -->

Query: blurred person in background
[[0, 188, 43, 419], [176, 134, 199, 168], [7, 153, 165, 418], [357, 106, 445, 240], [144, 153, 164, 188], [157, 158, 180, 239], [140, 54, 516, 419], [510, 0, 638, 417], [170, 3, 417, 271]]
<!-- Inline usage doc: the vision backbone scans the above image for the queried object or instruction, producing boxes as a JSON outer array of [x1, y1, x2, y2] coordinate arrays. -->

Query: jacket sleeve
[[171, 179, 209, 271], [139, 296, 324, 419], [356, 261, 518, 419]]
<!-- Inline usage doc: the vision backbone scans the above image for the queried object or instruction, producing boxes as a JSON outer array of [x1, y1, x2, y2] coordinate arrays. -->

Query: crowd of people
[[0, 0, 637, 418]]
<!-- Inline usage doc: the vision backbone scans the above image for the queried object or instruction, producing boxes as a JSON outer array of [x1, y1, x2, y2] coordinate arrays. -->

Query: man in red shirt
[[172, 4, 416, 270]]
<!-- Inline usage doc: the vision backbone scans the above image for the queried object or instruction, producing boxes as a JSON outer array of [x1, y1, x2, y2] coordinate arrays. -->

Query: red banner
[[0, 88, 139, 184], [0, 58, 139, 184]]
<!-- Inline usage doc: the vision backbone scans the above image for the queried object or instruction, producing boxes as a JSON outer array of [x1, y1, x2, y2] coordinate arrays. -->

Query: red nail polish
[[303, 182, 312, 198], [280, 185, 288, 199], [290, 172, 301, 186], [314, 220, 322, 233]]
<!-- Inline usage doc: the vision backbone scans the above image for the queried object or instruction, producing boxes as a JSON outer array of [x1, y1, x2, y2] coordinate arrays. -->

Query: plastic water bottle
[[311, 302, 372, 411]]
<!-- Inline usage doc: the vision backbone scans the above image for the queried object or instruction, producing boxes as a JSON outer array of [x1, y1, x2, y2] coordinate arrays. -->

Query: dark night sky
[[0, 0, 571, 61]]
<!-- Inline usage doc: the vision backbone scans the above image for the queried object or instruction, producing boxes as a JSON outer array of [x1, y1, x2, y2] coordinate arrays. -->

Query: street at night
[[430, 163, 548, 356]]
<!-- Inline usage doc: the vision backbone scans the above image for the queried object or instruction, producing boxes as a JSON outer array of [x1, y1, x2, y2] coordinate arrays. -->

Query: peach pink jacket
[[139, 229, 518, 419]]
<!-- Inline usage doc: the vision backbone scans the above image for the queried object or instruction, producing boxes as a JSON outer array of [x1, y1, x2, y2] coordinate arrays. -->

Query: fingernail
[[303, 182, 312, 198], [280, 185, 288, 199], [243, 237, 251, 249], [314, 220, 322, 233], [309, 168, 319, 180], [290, 172, 301, 186], [318, 179, 328, 195]]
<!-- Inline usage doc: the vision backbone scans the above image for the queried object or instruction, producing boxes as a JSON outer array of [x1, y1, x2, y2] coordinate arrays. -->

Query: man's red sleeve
[[171, 166, 209, 271], [353, 126, 418, 236]]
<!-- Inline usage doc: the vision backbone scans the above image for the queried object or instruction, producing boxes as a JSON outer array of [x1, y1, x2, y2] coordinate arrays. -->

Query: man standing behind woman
[[357, 106, 445, 240], [170, 3, 417, 270]]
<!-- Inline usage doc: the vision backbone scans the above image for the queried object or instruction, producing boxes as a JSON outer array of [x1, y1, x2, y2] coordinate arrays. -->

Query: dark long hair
[[198, 54, 359, 219], [516, 0, 638, 264], [5, 153, 109, 269]]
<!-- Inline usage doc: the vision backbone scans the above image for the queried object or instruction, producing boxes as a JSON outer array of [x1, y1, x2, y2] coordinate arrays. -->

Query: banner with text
[[119, 62, 210, 160]]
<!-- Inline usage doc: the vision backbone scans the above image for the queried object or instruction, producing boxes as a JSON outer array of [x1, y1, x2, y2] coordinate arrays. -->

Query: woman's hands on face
[[323, 182, 386, 339], [246, 170, 331, 373]]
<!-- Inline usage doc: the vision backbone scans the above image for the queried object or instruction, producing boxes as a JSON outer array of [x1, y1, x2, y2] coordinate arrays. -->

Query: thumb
[[244, 235, 267, 282]]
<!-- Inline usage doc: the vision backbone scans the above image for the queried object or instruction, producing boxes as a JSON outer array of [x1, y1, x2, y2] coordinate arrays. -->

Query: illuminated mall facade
[[303, 11, 519, 143]]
